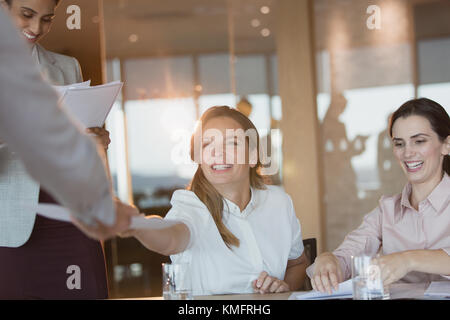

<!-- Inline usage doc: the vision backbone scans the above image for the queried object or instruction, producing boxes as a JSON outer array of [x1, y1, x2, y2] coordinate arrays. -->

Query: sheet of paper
[[34, 203, 180, 230], [59, 81, 123, 128], [289, 279, 353, 300], [424, 281, 450, 298], [53, 80, 91, 98]]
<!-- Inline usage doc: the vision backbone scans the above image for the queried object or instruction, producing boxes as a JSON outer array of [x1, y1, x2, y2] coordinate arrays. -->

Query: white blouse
[[165, 185, 304, 295]]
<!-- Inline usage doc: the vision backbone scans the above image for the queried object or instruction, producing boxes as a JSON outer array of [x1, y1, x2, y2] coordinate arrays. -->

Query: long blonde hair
[[188, 106, 266, 249]]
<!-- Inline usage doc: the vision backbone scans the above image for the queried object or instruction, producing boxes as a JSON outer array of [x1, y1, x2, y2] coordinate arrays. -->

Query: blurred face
[[199, 116, 257, 189], [4, 0, 57, 45], [392, 115, 450, 186]]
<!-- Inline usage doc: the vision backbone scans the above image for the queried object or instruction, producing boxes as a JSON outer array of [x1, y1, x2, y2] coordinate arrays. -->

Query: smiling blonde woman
[[121, 106, 309, 296]]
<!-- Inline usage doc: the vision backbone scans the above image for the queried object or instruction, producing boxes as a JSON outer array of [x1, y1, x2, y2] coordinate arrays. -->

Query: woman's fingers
[[252, 279, 258, 291], [255, 271, 268, 290], [321, 272, 333, 294], [269, 279, 281, 293], [118, 229, 135, 238], [260, 275, 274, 293], [378, 264, 390, 283], [87, 127, 101, 133], [275, 283, 288, 293], [269, 279, 289, 293], [311, 253, 343, 293], [381, 267, 396, 286], [313, 273, 326, 293], [310, 277, 317, 291], [86, 127, 111, 149], [329, 271, 340, 291], [313, 270, 338, 293], [254, 271, 289, 294]]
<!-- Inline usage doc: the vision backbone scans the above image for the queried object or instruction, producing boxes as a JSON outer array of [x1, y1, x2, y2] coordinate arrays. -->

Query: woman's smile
[[211, 164, 233, 172], [404, 160, 424, 172], [22, 30, 38, 43]]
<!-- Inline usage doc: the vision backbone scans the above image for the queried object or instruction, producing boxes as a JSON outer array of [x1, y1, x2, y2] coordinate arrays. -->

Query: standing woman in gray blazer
[[0, 0, 111, 299]]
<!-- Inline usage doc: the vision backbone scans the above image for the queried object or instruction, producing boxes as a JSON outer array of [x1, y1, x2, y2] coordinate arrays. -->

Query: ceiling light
[[260, 6, 270, 14], [261, 28, 270, 37], [251, 19, 260, 27], [128, 34, 138, 43]]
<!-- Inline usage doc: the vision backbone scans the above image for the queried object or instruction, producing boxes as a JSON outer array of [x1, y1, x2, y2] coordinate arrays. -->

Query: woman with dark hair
[[388, 98, 450, 175], [308, 98, 450, 294], [122, 106, 308, 295], [0, 0, 110, 299]]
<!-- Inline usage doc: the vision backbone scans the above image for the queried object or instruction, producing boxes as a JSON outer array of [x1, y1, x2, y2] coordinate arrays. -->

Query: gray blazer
[[0, 11, 115, 247], [0, 44, 83, 247]]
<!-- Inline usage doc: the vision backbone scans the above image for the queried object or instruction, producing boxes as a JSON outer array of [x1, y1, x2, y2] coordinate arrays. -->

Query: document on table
[[58, 81, 123, 128], [289, 279, 353, 300], [424, 281, 450, 298], [33, 203, 180, 230]]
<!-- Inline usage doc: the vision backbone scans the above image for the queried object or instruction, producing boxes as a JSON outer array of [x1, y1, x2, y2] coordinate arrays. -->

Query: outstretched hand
[[71, 198, 138, 241]]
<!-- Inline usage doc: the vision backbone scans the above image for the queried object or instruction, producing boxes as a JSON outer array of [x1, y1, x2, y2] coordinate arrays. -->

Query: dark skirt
[[0, 189, 108, 299]]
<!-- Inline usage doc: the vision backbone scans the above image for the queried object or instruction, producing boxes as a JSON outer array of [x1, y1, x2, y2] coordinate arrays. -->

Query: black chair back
[[302, 238, 317, 290]]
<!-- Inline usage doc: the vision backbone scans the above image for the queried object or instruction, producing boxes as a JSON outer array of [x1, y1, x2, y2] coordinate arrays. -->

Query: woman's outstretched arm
[[121, 216, 191, 256]]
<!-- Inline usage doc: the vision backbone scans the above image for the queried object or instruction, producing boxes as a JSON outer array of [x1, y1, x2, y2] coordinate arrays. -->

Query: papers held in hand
[[53, 80, 91, 96], [53, 80, 123, 128]]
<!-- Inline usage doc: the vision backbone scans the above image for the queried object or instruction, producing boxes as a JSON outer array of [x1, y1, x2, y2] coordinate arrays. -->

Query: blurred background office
[[40, 0, 450, 298]]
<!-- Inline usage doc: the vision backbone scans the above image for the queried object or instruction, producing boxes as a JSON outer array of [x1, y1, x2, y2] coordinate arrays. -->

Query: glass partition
[[100, 0, 450, 297], [314, 0, 450, 251]]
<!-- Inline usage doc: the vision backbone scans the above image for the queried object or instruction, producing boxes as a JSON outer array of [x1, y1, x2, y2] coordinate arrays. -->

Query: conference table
[[131, 283, 448, 300]]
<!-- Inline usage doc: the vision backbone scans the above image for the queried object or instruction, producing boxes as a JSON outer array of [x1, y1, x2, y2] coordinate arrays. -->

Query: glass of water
[[162, 263, 193, 300], [351, 255, 389, 300]]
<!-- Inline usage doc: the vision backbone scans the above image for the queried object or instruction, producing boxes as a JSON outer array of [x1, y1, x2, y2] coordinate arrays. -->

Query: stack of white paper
[[289, 279, 353, 300], [424, 281, 450, 298], [34, 203, 180, 230], [53, 80, 91, 97], [53, 80, 123, 128]]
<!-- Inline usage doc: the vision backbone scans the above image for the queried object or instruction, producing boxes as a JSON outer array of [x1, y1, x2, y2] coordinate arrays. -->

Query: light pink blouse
[[308, 173, 450, 283]]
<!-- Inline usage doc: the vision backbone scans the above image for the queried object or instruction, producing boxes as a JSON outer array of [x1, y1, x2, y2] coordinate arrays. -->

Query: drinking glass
[[162, 263, 193, 300], [351, 254, 390, 300]]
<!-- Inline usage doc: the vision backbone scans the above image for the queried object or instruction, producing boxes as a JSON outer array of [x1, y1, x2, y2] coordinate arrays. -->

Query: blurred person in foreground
[[0, 4, 136, 299]]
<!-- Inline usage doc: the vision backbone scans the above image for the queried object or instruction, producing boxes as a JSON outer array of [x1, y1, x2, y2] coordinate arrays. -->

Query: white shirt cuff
[[71, 189, 115, 227]]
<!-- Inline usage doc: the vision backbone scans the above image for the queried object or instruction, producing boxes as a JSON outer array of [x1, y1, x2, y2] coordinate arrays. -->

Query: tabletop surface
[[124, 282, 449, 300]]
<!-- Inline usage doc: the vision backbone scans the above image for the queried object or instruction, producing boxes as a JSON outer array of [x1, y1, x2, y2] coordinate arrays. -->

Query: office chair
[[302, 238, 317, 290]]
